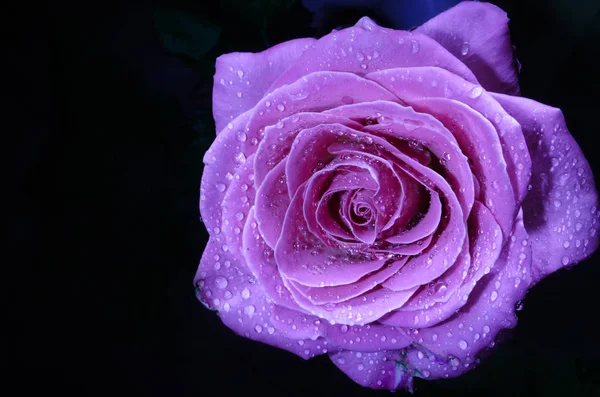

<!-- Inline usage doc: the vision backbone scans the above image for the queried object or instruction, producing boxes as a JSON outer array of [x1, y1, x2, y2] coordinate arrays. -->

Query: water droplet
[[244, 305, 255, 316], [460, 42, 470, 56], [268, 326, 275, 334], [236, 91, 243, 98], [276, 104, 285, 111], [215, 277, 228, 289], [357, 363, 364, 371], [515, 301, 524, 311], [242, 288, 251, 299], [216, 183, 226, 192], [254, 325, 262, 333], [237, 70, 244, 78], [223, 302, 230, 311], [356, 52, 365, 61], [561, 256, 569, 265], [340, 324, 348, 333], [490, 291, 498, 301], [468, 86, 483, 99], [235, 212, 245, 221], [411, 40, 419, 54], [483, 325, 490, 334], [458, 340, 468, 350]]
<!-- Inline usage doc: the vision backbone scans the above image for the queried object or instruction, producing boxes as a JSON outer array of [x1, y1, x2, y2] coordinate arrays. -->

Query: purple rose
[[195, 1, 599, 391]]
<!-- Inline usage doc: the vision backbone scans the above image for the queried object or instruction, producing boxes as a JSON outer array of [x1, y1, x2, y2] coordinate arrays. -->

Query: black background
[[11, 0, 600, 395]]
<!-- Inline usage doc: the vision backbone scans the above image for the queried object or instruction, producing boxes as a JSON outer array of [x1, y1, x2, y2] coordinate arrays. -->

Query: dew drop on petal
[[215, 277, 228, 289], [242, 288, 251, 299], [460, 42, 470, 56]]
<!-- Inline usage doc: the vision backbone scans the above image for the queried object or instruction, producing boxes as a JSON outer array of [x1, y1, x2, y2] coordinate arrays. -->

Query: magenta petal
[[268, 16, 478, 93], [366, 66, 532, 205], [254, 158, 290, 248], [398, 212, 532, 381], [242, 208, 302, 311], [290, 257, 408, 305], [492, 93, 600, 281], [275, 183, 387, 287], [212, 38, 316, 132], [416, 1, 519, 95], [194, 239, 324, 359]]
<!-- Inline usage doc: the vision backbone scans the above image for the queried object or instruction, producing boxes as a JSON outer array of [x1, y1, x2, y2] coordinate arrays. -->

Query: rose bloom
[[194, 1, 599, 391]]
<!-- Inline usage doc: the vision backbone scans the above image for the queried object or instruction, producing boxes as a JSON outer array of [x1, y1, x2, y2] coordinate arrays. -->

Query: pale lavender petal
[[242, 208, 302, 311], [416, 1, 520, 95], [409, 97, 516, 237], [200, 111, 252, 233], [219, 154, 256, 256], [275, 183, 387, 287], [290, 257, 408, 305], [329, 350, 413, 391], [492, 93, 600, 281], [366, 66, 531, 205], [379, 202, 504, 328], [397, 211, 532, 381], [254, 112, 362, 189], [194, 239, 324, 359], [254, 158, 290, 248], [268, 16, 478, 93], [212, 38, 316, 132]]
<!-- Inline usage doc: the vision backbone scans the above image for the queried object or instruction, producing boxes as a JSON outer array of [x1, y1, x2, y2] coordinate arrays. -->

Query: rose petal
[[268, 16, 478, 93], [242, 208, 302, 311], [271, 305, 414, 352], [329, 350, 413, 391], [220, 154, 257, 255], [409, 97, 516, 237], [254, 112, 362, 188], [201, 111, 253, 232], [243, 71, 398, 165], [398, 210, 532, 381], [385, 188, 441, 244], [212, 38, 316, 132], [194, 238, 324, 359], [285, 276, 418, 326], [327, 100, 474, 218], [275, 182, 388, 287], [254, 158, 290, 248], [366, 66, 532, 205], [416, 1, 520, 95], [379, 202, 504, 328], [491, 93, 600, 281], [290, 257, 408, 305]]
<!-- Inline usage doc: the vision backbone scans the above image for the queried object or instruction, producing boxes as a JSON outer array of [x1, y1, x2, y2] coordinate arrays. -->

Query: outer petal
[[194, 239, 324, 359], [212, 38, 316, 132], [267, 16, 478, 93], [329, 350, 412, 391], [397, 211, 533, 381], [366, 66, 531, 204], [416, 1, 520, 95], [491, 93, 600, 282]]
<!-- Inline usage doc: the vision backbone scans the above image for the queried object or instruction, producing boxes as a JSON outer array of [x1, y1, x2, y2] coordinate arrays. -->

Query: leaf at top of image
[[153, 7, 222, 61]]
